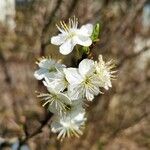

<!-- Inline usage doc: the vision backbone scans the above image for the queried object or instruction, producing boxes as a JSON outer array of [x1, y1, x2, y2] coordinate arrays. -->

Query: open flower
[[51, 109, 86, 140], [95, 55, 116, 90], [64, 59, 101, 101], [37, 87, 71, 115], [34, 58, 65, 80], [51, 17, 93, 55]]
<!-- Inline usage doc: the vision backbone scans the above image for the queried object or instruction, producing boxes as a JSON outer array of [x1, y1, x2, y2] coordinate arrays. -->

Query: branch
[[18, 112, 53, 149]]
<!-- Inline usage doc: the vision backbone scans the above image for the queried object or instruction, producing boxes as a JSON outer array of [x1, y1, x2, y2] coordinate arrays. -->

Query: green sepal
[[82, 46, 90, 54], [91, 23, 101, 42]]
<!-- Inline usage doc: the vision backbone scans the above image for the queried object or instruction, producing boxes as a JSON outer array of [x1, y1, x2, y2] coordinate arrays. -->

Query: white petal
[[44, 71, 67, 92], [51, 116, 62, 132], [53, 81, 66, 92], [48, 103, 59, 114], [78, 59, 95, 77], [48, 93, 71, 115], [57, 93, 71, 105], [88, 84, 100, 96], [85, 91, 94, 101], [63, 68, 82, 84], [46, 86, 56, 94], [51, 34, 66, 45], [74, 111, 86, 123], [34, 68, 48, 80], [79, 24, 93, 36], [74, 35, 92, 47], [59, 39, 76, 55], [38, 59, 55, 69], [43, 77, 54, 87], [67, 84, 84, 100]]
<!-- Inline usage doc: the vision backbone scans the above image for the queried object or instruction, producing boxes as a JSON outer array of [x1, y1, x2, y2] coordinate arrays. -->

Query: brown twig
[[18, 112, 53, 149]]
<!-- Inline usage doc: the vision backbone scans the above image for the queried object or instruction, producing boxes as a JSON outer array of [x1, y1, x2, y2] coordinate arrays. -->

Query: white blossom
[[37, 87, 71, 115], [51, 108, 86, 140], [64, 59, 101, 101], [34, 16, 117, 141], [51, 17, 93, 55], [95, 55, 116, 90], [34, 58, 65, 80]]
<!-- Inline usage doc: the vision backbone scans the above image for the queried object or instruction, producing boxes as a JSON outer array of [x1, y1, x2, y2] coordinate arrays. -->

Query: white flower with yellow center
[[95, 55, 116, 90], [64, 59, 101, 101], [37, 87, 71, 115], [51, 108, 86, 140], [34, 58, 65, 80], [51, 17, 93, 55]]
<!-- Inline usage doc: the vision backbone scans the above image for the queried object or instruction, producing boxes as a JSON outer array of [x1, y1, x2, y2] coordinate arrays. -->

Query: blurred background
[[0, 0, 150, 150]]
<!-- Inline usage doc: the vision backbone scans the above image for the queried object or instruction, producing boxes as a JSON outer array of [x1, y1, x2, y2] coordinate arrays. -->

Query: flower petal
[[63, 68, 82, 84], [68, 84, 84, 100], [38, 59, 55, 69], [57, 93, 71, 105], [79, 24, 93, 36], [85, 90, 94, 101], [78, 59, 95, 77], [59, 39, 76, 55], [51, 34, 66, 45], [34, 68, 48, 80], [74, 35, 92, 47], [48, 93, 71, 115], [43, 70, 67, 92]]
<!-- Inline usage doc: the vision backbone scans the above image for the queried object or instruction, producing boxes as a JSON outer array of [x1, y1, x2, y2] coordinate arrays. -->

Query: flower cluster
[[34, 17, 116, 140]]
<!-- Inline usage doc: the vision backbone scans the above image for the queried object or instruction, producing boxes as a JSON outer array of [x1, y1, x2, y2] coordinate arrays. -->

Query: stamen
[[55, 16, 78, 34], [62, 21, 69, 31], [56, 24, 65, 33], [69, 18, 71, 28], [60, 21, 67, 32]]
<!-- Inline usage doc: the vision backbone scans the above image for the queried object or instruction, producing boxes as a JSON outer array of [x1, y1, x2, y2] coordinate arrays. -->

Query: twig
[[18, 112, 53, 149]]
